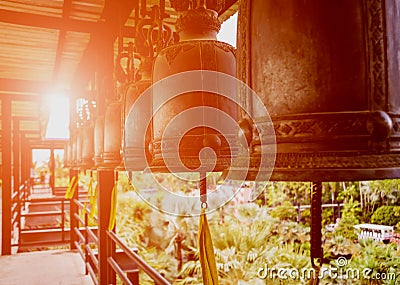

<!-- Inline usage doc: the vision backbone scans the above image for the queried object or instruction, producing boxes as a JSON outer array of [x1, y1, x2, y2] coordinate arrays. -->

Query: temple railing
[[71, 187, 171, 285]]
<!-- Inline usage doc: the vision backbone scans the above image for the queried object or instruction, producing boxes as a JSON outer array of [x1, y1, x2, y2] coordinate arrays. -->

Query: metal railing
[[72, 198, 99, 285], [11, 180, 72, 248], [11, 178, 172, 285], [11, 182, 28, 244], [107, 230, 171, 285], [70, 189, 172, 285]]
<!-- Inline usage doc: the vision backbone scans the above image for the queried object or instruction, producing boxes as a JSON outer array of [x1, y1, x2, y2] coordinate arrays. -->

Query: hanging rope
[[65, 175, 78, 199], [198, 172, 219, 285]]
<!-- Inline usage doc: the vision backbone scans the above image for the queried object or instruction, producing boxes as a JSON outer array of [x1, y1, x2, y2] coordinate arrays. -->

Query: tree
[[269, 201, 297, 221], [371, 206, 400, 226], [335, 198, 361, 241]]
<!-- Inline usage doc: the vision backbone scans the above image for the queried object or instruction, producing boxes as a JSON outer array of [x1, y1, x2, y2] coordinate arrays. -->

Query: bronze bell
[[81, 124, 94, 168], [151, 6, 237, 172], [123, 57, 152, 171], [232, 0, 400, 182], [94, 116, 104, 167], [76, 128, 83, 166], [70, 133, 77, 167], [103, 102, 122, 168]]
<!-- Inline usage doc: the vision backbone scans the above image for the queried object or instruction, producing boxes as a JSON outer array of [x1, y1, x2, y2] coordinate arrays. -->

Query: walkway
[[0, 250, 93, 285], [1, 186, 92, 285]]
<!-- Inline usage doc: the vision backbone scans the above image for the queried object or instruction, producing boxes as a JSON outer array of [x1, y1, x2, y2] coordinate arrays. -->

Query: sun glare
[[45, 95, 70, 139]]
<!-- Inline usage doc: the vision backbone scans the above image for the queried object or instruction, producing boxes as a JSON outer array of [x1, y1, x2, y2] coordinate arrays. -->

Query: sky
[[217, 12, 237, 47], [44, 12, 238, 141]]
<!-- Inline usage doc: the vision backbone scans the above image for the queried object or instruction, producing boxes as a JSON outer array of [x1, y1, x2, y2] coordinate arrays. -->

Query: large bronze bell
[[103, 102, 122, 168], [94, 116, 104, 167], [150, 6, 237, 172], [76, 128, 83, 166], [233, 0, 400, 182], [81, 124, 94, 168], [123, 57, 152, 171]]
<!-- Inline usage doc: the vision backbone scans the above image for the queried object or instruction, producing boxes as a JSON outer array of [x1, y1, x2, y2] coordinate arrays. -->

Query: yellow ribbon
[[108, 183, 118, 231], [65, 176, 78, 199], [89, 183, 98, 219], [83, 178, 93, 215], [198, 209, 219, 285]]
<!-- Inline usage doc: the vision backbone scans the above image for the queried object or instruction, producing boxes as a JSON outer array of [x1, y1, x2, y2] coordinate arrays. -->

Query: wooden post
[[97, 169, 116, 285], [49, 148, 55, 194], [310, 182, 323, 265], [69, 169, 79, 249], [13, 119, 20, 192], [2, 97, 12, 255], [20, 136, 27, 185]]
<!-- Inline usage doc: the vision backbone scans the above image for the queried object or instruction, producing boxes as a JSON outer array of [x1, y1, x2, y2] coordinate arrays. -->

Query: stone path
[[0, 250, 93, 285]]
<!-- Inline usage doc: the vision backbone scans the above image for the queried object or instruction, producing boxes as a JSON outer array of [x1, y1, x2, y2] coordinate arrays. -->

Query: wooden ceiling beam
[[219, 0, 238, 15], [0, 79, 47, 94], [72, 0, 139, 92], [27, 139, 66, 149], [0, 8, 101, 33], [52, 0, 73, 84], [0, 93, 41, 101], [0, 116, 39, 120]]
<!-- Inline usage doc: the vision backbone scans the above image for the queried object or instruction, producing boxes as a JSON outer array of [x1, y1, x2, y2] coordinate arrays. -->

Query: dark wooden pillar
[[310, 182, 323, 266], [97, 169, 116, 285], [28, 147, 33, 190], [24, 139, 31, 186], [69, 168, 79, 249], [49, 148, 55, 194], [2, 97, 12, 255], [20, 136, 27, 184], [13, 119, 20, 192]]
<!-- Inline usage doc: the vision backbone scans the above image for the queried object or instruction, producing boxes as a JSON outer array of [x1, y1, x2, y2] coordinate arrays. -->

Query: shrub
[[335, 198, 361, 241], [270, 201, 297, 221], [371, 205, 400, 226]]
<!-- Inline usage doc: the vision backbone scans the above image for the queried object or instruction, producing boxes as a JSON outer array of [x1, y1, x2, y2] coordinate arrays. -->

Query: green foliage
[[337, 183, 359, 202], [322, 208, 334, 226], [269, 201, 297, 221], [54, 153, 69, 187], [369, 180, 400, 206], [264, 182, 311, 207], [323, 234, 359, 260], [300, 208, 311, 226], [396, 221, 400, 233], [175, 204, 311, 285], [351, 240, 400, 285], [371, 206, 400, 226], [112, 178, 400, 285], [359, 179, 400, 222], [335, 198, 361, 241]]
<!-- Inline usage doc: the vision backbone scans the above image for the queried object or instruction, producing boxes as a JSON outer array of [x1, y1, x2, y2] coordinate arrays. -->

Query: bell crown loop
[[176, 7, 221, 34]]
